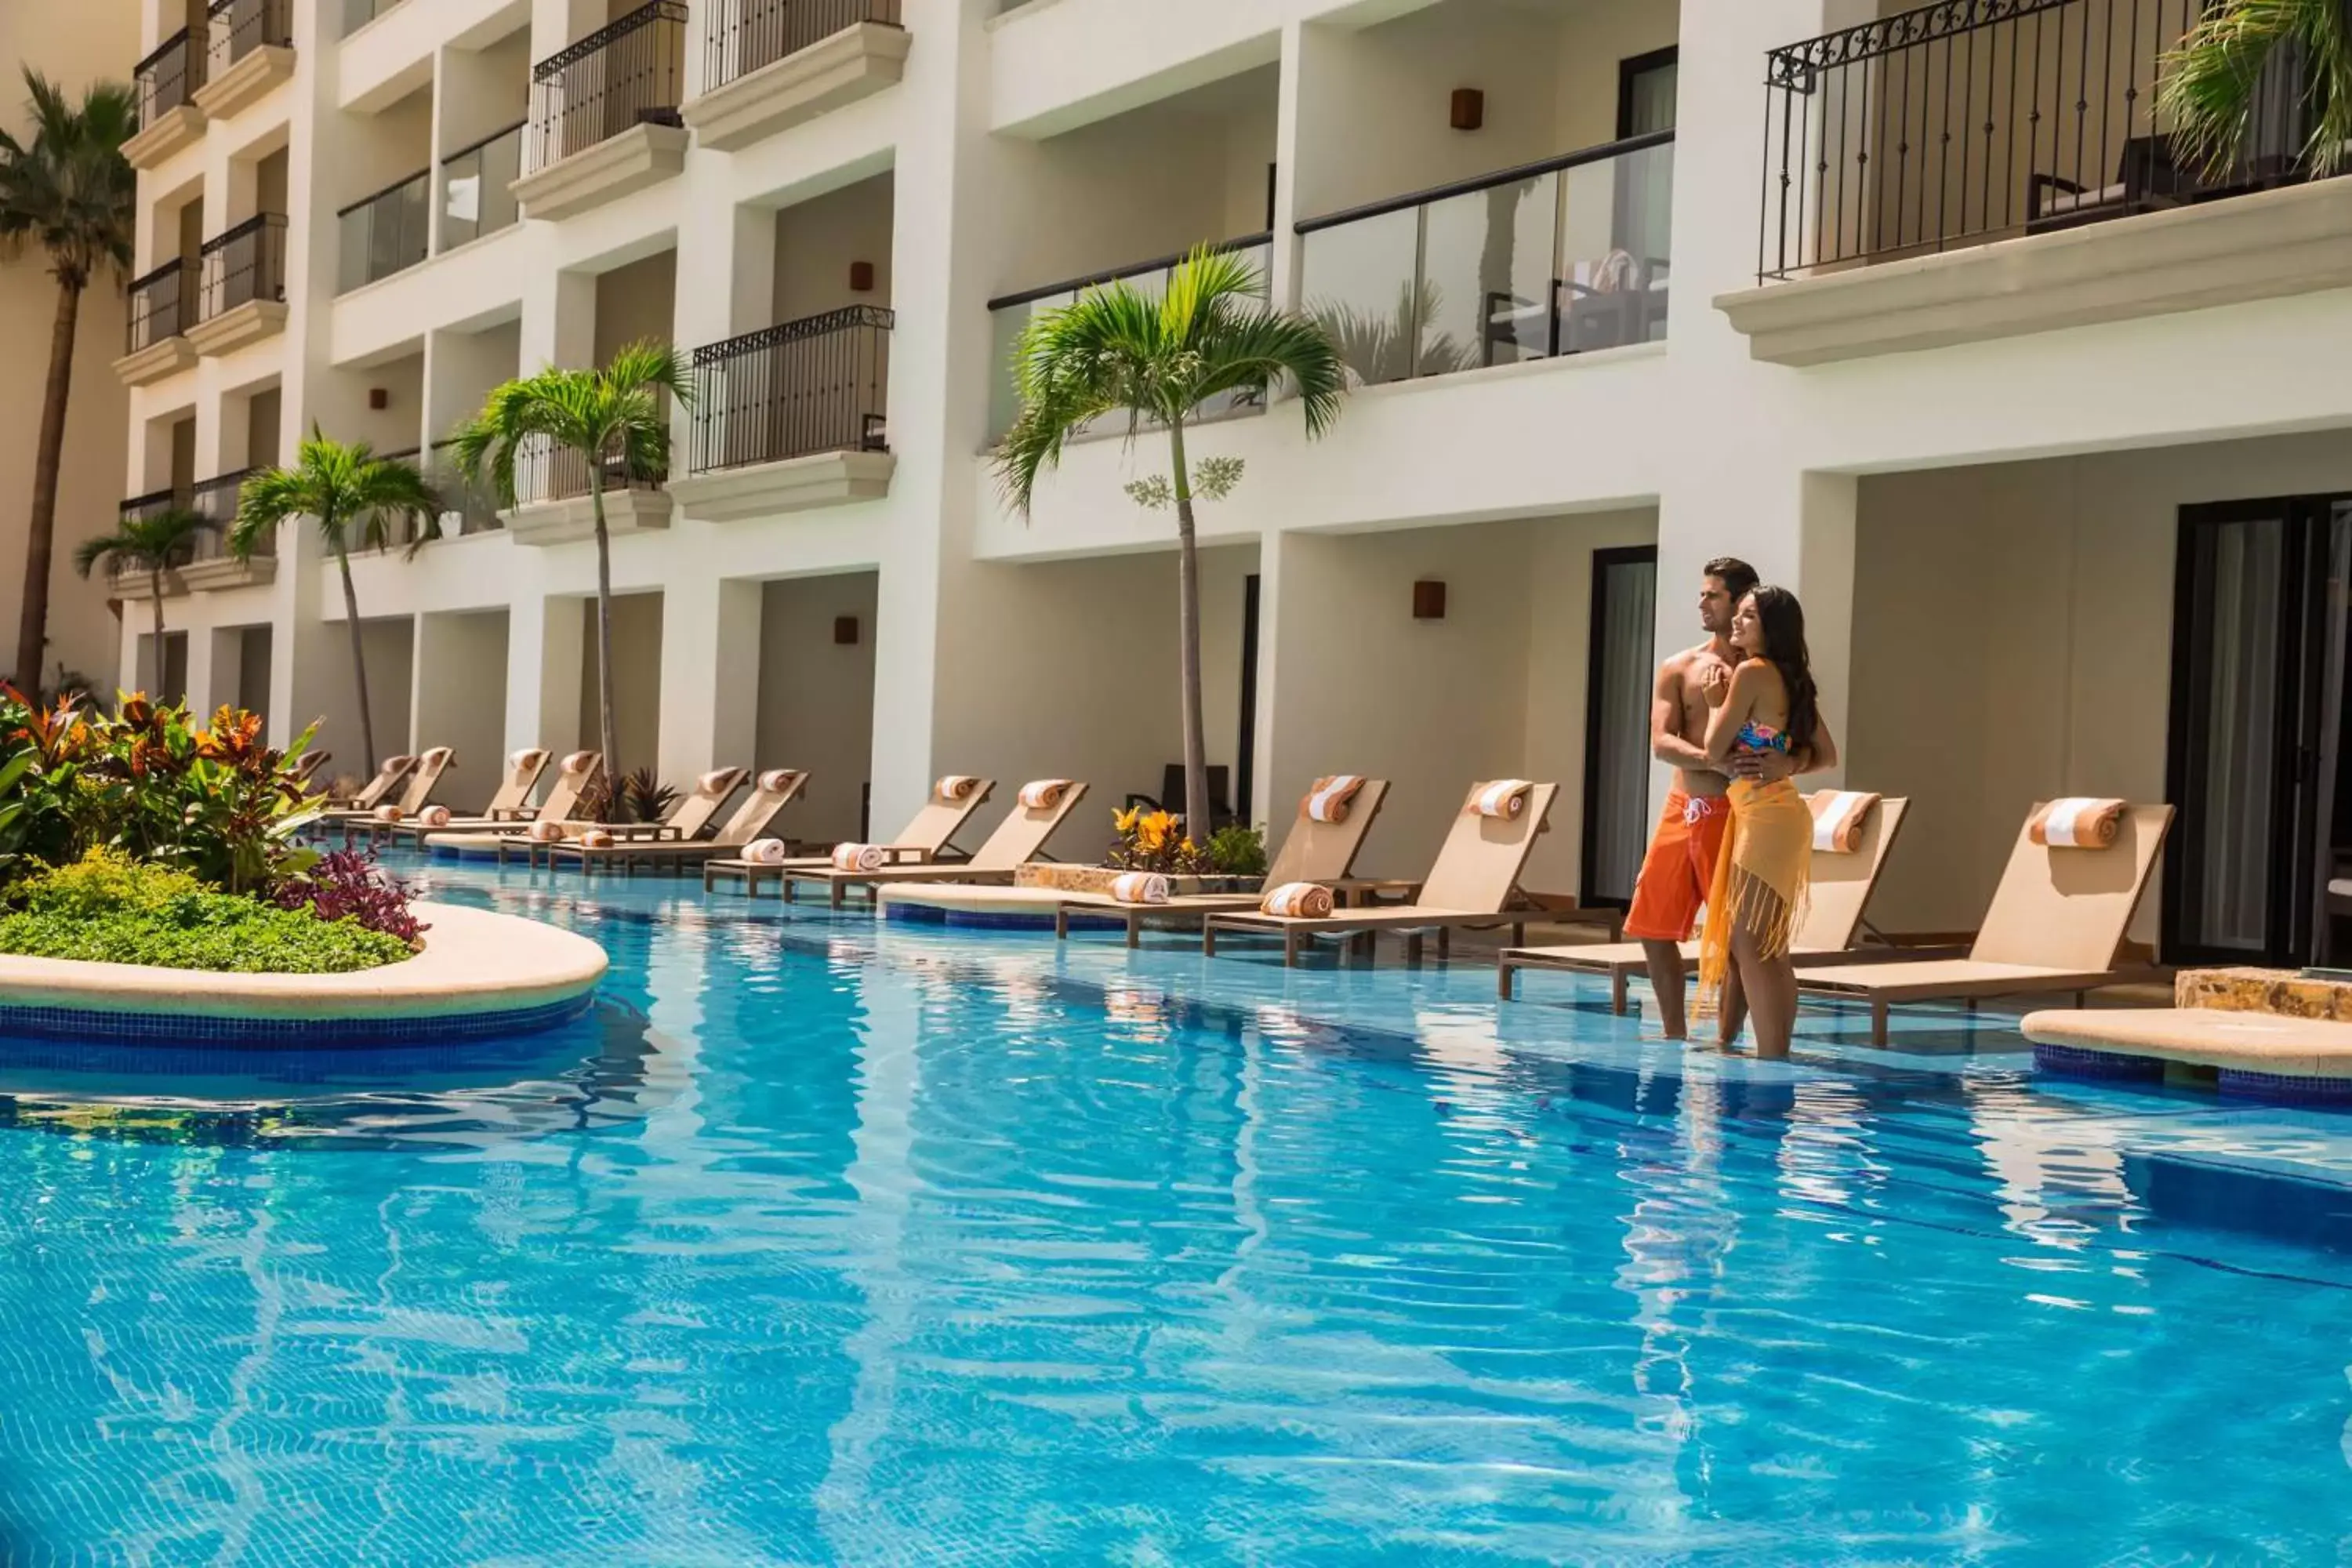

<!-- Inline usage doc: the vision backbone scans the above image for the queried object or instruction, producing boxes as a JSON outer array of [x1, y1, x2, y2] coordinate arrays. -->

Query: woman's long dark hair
[[1745, 586, 1820, 757]]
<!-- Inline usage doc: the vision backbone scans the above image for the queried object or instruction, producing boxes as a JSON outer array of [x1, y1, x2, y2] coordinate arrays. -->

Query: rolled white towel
[[2031, 797, 2125, 849], [1018, 779, 1073, 809], [527, 820, 567, 844], [697, 768, 740, 795], [1468, 779, 1534, 819], [1305, 774, 1365, 823], [935, 775, 982, 800], [418, 804, 452, 828], [1259, 881, 1334, 918], [1110, 871, 1171, 906], [742, 837, 788, 866], [559, 750, 597, 775], [831, 843, 885, 872], [1809, 790, 1881, 855], [578, 829, 615, 849], [509, 746, 550, 774], [372, 804, 405, 823], [417, 746, 453, 769], [757, 768, 800, 795]]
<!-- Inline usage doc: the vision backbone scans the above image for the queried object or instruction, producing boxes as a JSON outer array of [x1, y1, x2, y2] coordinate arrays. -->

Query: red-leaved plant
[[274, 848, 427, 945]]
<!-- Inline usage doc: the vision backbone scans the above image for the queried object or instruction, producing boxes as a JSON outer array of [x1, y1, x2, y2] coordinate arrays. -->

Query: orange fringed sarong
[[1696, 777, 1813, 1018]]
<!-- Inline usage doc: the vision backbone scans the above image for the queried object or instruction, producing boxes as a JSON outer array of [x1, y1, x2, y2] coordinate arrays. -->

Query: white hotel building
[[106, 0, 2352, 969]]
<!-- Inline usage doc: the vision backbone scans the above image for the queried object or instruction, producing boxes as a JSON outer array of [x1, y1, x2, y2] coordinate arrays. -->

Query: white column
[[1267, 22, 1308, 314], [187, 624, 245, 716], [506, 592, 584, 758], [656, 574, 760, 784], [521, 268, 595, 372]]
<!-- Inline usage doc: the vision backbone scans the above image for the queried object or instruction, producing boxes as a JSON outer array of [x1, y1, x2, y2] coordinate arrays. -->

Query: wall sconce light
[[1413, 580, 1447, 620], [834, 615, 860, 646], [848, 260, 876, 292], [368, 387, 389, 410], [861, 414, 888, 452], [1450, 89, 1485, 132]]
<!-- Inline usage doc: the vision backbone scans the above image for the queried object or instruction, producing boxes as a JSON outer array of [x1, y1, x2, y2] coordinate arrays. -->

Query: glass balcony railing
[[437, 122, 523, 252], [1298, 131, 1673, 389], [985, 233, 1272, 441], [188, 470, 270, 560], [343, 0, 405, 37], [337, 169, 428, 292]]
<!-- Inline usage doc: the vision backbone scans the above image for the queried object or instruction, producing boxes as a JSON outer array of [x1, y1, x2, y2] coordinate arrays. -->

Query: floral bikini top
[[1737, 720, 1791, 754]]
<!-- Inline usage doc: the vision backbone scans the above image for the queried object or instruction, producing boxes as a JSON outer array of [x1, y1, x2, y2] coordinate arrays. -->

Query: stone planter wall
[[1015, 863, 1263, 898]]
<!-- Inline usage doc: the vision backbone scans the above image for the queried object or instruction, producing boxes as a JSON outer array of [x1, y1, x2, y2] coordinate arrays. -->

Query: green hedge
[[0, 853, 412, 974]]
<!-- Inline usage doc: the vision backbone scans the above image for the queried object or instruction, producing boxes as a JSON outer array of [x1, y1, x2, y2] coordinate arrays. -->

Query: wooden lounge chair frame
[[1047, 779, 1397, 947], [419, 753, 604, 853], [704, 779, 998, 897], [1792, 802, 2176, 1046], [528, 769, 806, 874], [1202, 783, 1560, 967], [1497, 793, 1920, 1007], [368, 748, 553, 845], [316, 753, 417, 822], [776, 782, 1092, 906]]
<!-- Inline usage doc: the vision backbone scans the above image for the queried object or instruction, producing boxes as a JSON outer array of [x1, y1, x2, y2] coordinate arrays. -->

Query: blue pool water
[[4, 862, 2352, 1564]]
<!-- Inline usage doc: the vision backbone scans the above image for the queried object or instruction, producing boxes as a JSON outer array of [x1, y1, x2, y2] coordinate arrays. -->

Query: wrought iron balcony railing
[[188, 470, 272, 559], [197, 213, 288, 321], [133, 27, 203, 128], [526, 1, 688, 173], [703, 0, 902, 93], [688, 306, 892, 474], [207, 0, 294, 77], [126, 259, 187, 353]]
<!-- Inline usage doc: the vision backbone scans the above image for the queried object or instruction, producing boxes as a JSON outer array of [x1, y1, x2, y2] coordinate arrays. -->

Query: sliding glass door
[[1582, 546, 1657, 909]]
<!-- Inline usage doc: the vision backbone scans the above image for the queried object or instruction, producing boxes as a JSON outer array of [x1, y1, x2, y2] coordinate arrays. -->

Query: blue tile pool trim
[[2034, 1042, 2166, 1081], [0, 989, 595, 1050], [881, 902, 1126, 934], [2219, 1069, 2352, 1106]]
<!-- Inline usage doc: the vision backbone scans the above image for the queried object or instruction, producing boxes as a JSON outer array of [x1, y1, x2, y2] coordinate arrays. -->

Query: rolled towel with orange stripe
[[372, 804, 405, 823], [1468, 779, 1534, 819], [1809, 790, 1881, 855], [2030, 797, 2125, 849], [509, 746, 550, 775], [1018, 779, 1073, 809], [559, 751, 597, 775], [579, 829, 615, 849], [742, 837, 788, 866], [1110, 871, 1170, 906], [757, 768, 799, 795], [935, 775, 982, 800], [831, 843, 884, 872], [527, 820, 567, 843], [1260, 881, 1334, 919], [697, 768, 739, 796], [418, 805, 452, 828], [1305, 775, 1366, 823]]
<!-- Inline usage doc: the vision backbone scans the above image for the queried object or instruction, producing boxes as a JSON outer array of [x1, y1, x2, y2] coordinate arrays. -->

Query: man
[[1623, 557, 1799, 1040]]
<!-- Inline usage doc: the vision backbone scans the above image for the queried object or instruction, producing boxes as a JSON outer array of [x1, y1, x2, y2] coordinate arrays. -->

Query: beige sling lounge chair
[[422, 751, 604, 852], [1497, 793, 1918, 1008], [371, 747, 554, 846], [1050, 779, 1396, 947], [1203, 782, 1559, 966], [317, 753, 417, 822], [1793, 801, 2175, 1047], [777, 782, 1092, 907], [704, 777, 999, 896], [531, 769, 808, 875]]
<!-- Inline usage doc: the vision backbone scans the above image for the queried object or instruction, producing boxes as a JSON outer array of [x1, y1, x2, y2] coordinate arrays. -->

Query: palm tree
[[450, 340, 690, 779], [0, 69, 136, 695], [2163, 0, 2352, 179], [997, 245, 1345, 839], [228, 433, 437, 773], [71, 504, 210, 695]]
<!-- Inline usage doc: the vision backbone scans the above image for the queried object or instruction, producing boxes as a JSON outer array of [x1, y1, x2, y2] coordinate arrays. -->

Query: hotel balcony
[[503, 441, 671, 546], [107, 488, 194, 600], [683, 0, 908, 152], [125, 28, 205, 167], [193, 0, 296, 122], [189, 213, 289, 356], [181, 470, 278, 591], [511, 2, 689, 223], [1719, 0, 2352, 364], [670, 306, 895, 521], [116, 259, 195, 386]]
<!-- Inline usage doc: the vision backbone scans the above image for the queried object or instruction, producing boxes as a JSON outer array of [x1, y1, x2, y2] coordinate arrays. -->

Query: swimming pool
[[2, 859, 2350, 1563]]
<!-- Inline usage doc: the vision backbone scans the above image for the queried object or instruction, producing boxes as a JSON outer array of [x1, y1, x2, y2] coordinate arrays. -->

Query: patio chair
[[370, 748, 553, 846], [1202, 782, 1559, 966], [1497, 793, 1920, 1007], [317, 753, 416, 821], [704, 775, 997, 897], [2027, 135, 2190, 233], [421, 750, 603, 852], [1792, 801, 2175, 1046], [531, 768, 810, 875], [775, 780, 1091, 907], [1049, 776, 1401, 947]]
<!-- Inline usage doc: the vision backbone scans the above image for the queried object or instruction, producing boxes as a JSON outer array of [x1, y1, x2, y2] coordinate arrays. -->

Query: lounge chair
[[1202, 782, 1559, 966], [775, 780, 1091, 907], [368, 747, 554, 846], [1792, 801, 2175, 1046], [1497, 793, 1918, 1007], [315, 753, 417, 822], [1048, 777, 1399, 948], [421, 751, 604, 854], [703, 776, 998, 896], [529, 768, 808, 875]]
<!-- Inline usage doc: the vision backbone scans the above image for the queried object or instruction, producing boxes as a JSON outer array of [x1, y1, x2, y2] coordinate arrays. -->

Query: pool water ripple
[[0, 862, 2350, 1561]]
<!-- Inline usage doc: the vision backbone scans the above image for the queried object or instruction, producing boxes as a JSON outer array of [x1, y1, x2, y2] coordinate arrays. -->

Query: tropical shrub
[[1200, 822, 1268, 878], [274, 848, 426, 943], [1108, 810, 1266, 877], [0, 851, 410, 973]]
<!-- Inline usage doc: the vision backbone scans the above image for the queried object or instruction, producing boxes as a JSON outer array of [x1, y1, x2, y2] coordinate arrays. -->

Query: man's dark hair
[[1703, 556, 1759, 601]]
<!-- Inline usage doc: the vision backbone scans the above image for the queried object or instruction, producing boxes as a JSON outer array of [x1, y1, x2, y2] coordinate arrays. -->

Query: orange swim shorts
[[1622, 789, 1731, 942]]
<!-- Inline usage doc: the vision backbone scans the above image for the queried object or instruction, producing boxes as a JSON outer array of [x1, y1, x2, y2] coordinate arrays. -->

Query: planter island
[[0, 903, 607, 1048]]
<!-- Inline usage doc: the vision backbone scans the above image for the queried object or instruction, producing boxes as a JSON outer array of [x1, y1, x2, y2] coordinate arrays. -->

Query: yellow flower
[[1113, 806, 1141, 835]]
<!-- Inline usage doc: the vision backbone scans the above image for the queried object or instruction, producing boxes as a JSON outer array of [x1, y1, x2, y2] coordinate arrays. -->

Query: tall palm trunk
[[586, 459, 620, 815], [147, 568, 164, 693], [16, 277, 84, 695], [1167, 417, 1211, 842], [337, 540, 377, 774]]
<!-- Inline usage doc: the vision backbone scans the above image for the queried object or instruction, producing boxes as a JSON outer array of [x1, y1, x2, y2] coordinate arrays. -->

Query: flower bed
[[0, 853, 410, 975]]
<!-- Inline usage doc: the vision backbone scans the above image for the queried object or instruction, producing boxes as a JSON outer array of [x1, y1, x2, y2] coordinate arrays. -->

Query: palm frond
[[2162, 0, 2352, 178], [451, 342, 689, 505], [72, 505, 211, 578], [0, 69, 136, 285]]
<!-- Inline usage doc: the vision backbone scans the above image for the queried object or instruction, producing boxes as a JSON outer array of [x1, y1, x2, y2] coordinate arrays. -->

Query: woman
[[1697, 585, 1837, 1060]]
